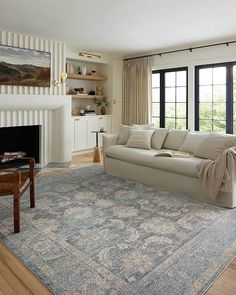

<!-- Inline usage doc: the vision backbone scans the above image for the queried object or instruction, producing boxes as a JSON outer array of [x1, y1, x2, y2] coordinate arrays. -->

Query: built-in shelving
[[67, 73, 107, 81]]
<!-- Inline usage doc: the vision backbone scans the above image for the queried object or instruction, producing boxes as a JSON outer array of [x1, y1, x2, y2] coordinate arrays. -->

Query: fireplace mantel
[[0, 94, 72, 166]]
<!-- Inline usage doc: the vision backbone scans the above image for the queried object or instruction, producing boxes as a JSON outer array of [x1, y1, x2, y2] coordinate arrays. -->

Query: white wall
[[0, 30, 66, 95], [152, 43, 236, 130]]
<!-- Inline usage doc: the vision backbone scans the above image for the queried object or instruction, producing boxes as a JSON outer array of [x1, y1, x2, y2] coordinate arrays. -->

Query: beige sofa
[[103, 128, 236, 208]]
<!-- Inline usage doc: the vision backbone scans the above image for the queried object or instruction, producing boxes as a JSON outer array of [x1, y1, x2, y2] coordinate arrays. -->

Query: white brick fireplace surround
[[0, 94, 72, 166]]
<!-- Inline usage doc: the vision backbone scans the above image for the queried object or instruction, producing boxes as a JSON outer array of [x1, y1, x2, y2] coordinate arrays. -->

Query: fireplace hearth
[[0, 125, 40, 163]]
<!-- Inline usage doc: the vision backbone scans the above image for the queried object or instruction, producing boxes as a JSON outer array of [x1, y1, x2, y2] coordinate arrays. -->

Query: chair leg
[[13, 194, 20, 233], [30, 180, 35, 208]]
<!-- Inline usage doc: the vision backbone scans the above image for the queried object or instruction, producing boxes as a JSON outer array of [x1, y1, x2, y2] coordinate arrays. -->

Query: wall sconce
[[54, 72, 67, 87]]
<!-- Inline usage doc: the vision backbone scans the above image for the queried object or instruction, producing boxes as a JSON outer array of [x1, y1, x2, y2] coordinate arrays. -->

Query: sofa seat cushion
[[105, 145, 204, 178]]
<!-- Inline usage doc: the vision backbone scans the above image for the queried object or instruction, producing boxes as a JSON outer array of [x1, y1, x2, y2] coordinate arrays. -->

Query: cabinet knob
[[75, 118, 80, 121]]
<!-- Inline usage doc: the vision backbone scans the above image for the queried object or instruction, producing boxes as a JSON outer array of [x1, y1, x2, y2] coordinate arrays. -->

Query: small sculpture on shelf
[[96, 86, 103, 96], [93, 96, 110, 115]]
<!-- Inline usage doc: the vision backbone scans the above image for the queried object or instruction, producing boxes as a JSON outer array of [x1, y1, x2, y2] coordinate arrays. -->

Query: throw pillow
[[117, 124, 153, 145], [179, 131, 208, 154], [194, 133, 236, 160], [163, 129, 189, 150], [117, 125, 136, 145], [126, 129, 155, 150], [151, 128, 169, 150]]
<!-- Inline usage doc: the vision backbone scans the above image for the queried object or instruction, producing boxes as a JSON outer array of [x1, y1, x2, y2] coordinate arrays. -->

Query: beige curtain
[[123, 57, 152, 125]]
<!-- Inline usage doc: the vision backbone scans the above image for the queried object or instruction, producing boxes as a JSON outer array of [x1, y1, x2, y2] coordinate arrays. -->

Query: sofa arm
[[103, 134, 119, 151]]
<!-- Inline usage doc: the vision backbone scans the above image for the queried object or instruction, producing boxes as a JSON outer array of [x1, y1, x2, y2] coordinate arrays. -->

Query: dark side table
[[91, 130, 106, 162]]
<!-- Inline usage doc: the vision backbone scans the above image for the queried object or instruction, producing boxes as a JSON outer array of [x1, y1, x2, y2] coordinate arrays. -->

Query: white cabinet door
[[74, 118, 87, 151], [98, 116, 112, 146], [87, 117, 99, 149]]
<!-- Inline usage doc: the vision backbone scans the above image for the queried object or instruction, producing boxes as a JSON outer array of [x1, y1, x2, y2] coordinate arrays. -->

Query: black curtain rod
[[124, 40, 236, 61]]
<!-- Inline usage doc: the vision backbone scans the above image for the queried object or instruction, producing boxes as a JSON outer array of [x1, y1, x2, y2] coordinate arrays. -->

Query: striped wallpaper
[[0, 30, 66, 95]]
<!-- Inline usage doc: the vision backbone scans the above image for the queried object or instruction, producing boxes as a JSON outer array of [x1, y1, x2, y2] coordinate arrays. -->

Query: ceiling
[[1, 0, 236, 57]]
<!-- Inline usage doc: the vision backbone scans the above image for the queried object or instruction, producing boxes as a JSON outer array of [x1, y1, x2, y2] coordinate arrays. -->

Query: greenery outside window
[[152, 68, 188, 129], [195, 62, 236, 134]]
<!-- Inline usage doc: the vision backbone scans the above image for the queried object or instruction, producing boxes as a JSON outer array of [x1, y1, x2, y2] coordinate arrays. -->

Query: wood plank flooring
[[0, 152, 235, 294], [0, 242, 52, 295]]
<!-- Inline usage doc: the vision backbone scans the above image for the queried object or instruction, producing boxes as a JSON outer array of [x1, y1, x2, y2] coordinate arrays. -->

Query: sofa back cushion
[[151, 128, 169, 150], [194, 133, 236, 160], [179, 131, 209, 154], [163, 129, 189, 150], [126, 129, 155, 150], [132, 124, 154, 129]]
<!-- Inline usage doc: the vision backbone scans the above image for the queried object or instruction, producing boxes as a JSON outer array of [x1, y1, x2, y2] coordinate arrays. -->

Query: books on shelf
[[84, 110, 96, 116]]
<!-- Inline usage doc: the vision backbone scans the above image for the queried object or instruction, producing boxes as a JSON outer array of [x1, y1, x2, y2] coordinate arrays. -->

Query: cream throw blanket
[[197, 147, 236, 200]]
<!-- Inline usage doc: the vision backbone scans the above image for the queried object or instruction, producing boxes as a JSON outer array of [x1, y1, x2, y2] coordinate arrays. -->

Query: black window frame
[[195, 61, 235, 134], [152, 67, 188, 129]]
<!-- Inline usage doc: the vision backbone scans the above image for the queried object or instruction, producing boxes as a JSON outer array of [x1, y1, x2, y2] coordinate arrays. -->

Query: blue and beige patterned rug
[[1, 166, 236, 295]]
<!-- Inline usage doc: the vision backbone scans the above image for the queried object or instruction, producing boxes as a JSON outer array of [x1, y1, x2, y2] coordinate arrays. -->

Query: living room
[[0, 0, 236, 294]]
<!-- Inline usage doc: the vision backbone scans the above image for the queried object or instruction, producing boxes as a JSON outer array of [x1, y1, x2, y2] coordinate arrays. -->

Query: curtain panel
[[123, 57, 152, 125]]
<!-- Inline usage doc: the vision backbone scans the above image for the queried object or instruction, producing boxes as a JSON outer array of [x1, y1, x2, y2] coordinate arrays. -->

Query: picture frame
[[0, 44, 51, 87]]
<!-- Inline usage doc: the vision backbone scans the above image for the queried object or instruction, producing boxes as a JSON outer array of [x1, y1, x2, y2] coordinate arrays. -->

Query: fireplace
[[0, 125, 40, 163]]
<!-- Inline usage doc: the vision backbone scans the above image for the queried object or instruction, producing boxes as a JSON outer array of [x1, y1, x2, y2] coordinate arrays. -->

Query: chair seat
[[0, 157, 35, 233]]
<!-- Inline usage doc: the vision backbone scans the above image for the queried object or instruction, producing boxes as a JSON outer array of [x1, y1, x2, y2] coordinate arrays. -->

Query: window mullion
[[226, 65, 233, 134], [160, 72, 165, 128]]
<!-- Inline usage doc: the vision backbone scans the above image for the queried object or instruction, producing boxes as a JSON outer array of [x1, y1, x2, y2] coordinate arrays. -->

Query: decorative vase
[[101, 106, 106, 115]]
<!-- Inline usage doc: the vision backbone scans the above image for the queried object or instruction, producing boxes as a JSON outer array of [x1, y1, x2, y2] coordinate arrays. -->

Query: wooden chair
[[0, 158, 35, 233]]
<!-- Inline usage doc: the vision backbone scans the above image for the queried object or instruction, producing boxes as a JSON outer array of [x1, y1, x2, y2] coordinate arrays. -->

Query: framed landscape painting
[[0, 45, 51, 87]]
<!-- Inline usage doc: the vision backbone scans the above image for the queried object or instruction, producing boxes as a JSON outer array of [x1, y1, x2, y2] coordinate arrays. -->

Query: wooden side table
[[91, 131, 106, 162]]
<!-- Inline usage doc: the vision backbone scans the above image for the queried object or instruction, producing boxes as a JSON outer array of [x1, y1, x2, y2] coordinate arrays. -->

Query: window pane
[[166, 118, 175, 129], [234, 66, 236, 84], [176, 103, 186, 118], [213, 67, 226, 85], [213, 103, 226, 121], [200, 120, 212, 132], [165, 87, 175, 102], [199, 68, 212, 85], [176, 87, 186, 102], [176, 71, 186, 86], [152, 117, 160, 128], [213, 85, 226, 102], [200, 103, 212, 119], [199, 86, 212, 102], [152, 103, 160, 117], [165, 72, 175, 87], [213, 120, 226, 133], [152, 73, 160, 88], [166, 103, 175, 117], [152, 88, 160, 102], [176, 119, 186, 130]]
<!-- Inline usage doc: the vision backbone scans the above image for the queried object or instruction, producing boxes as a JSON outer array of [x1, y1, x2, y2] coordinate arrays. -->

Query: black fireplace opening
[[0, 125, 40, 163]]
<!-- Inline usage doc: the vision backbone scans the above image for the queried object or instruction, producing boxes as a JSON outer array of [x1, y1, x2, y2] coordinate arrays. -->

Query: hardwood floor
[[0, 152, 235, 294], [206, 258, 236, 295], [0, 242, 52, 295]]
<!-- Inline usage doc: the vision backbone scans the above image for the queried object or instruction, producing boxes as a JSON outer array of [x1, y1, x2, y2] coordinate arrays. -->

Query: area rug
[[1, 166, 236, 295]]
